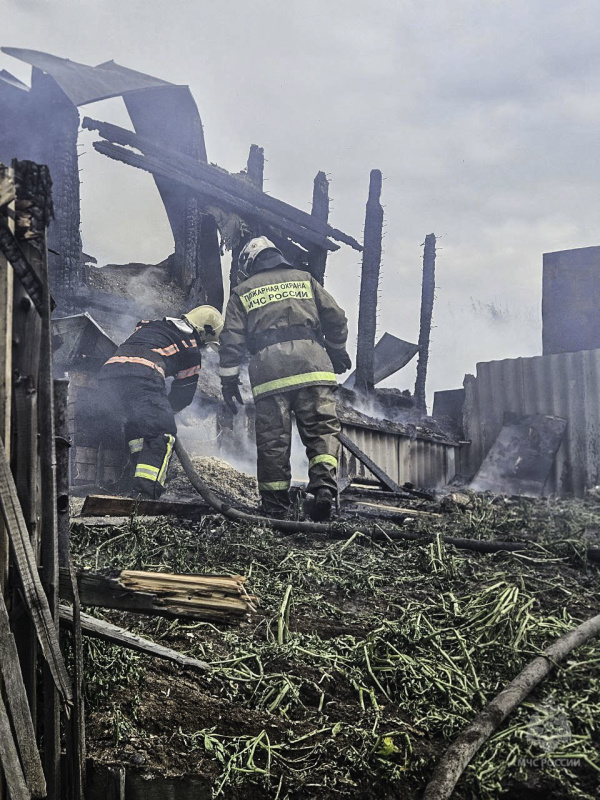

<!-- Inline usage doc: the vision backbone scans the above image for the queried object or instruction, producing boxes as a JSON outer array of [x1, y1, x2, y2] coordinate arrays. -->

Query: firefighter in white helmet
[[99, 305, 223, 499], [219, 237, 351, 520]]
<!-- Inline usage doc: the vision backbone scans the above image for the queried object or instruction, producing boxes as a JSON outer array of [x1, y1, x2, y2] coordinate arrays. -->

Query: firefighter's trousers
[[254, 385, 340, 514], [104, 376, 176, 499]]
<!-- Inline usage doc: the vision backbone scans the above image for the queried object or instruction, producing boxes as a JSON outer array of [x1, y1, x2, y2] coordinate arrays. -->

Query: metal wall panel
[[463, 348, 600, 496], [340, 423, 460, 489]]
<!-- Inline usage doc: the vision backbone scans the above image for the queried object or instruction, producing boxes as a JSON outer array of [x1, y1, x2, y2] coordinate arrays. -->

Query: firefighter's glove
[[221, 376, 244, 415], [327, 347, 352, 375]]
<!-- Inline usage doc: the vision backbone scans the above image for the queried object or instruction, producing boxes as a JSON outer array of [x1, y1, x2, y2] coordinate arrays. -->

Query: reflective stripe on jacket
[[99, 318, 202, 413], [219, 267, 348, 399]]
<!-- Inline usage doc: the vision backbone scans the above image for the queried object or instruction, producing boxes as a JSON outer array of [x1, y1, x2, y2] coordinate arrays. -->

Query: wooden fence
[[0, 160, 83, 800]]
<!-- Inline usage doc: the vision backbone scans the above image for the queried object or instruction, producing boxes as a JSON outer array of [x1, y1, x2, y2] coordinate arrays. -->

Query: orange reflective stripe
[[151, 344, 179, 356], [104, 356, 166, 378], [175, 365, 201, 379]]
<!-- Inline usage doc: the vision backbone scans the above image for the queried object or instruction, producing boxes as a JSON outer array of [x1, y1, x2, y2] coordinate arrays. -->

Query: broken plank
[[339, 432, 402, 493], [350, 500, 441, 517], [0, 592, 46, 797], [59, 606, 210, 672], [0, 438, 72, 703], [60, 568, 258, 623], [81, 494, 212, 519]]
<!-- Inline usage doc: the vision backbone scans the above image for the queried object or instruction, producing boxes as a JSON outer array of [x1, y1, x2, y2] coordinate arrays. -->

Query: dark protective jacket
[[99, 318, 202, 414], [219, 266, 348, 399]]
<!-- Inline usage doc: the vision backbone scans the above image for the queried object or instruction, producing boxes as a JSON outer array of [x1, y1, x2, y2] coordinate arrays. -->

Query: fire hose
[[174, 439, 600, 563]]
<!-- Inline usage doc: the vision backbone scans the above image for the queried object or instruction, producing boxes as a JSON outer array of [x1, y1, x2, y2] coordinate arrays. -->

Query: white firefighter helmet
[[182, 305, 224, 344], [238, 236, 282, 279]]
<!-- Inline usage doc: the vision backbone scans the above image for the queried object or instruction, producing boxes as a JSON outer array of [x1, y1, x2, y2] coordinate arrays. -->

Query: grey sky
[[3, 0, 599, 403]]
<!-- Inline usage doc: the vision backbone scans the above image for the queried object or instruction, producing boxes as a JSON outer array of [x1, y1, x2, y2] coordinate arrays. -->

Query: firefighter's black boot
[[313, 488, 334, 521]]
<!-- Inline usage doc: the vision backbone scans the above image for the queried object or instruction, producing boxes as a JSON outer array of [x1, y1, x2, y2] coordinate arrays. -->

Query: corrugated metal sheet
[[463, 348, 600, 496], [340, 423, 460, 489]]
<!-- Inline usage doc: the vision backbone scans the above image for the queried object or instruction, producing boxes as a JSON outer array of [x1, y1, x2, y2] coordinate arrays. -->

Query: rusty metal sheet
[[1, 48, 169, 106]]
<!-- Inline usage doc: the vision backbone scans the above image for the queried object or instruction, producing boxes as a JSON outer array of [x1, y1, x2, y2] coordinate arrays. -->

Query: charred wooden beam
[[81, 493, 212, 519], [308, 171, 330, 284], [414, 233, 437, 413], [355, 170, 383, 393], [83, 117, 362, 251], [59, 606, 210, 672], [246, 144, 264, 189], [93, 139, 340, 254], [60, 568, 258, 623], [338, 431, 401, 494]]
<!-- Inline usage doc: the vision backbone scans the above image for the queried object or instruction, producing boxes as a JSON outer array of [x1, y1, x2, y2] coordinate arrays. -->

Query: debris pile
[[166, 454, 259, 508]]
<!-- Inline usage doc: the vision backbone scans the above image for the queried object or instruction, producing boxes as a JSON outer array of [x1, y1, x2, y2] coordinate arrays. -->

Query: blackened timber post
[[54, 380, 70, 568], [230, 144, 265, 292], [355, 169, 383, 394], [247, 144, 264, 189], [308, 171, 329, 284], [414, 233, 437, 413]]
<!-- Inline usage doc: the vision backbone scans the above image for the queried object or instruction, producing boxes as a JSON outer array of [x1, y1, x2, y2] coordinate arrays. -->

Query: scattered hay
[[70, 494, 600, 799]]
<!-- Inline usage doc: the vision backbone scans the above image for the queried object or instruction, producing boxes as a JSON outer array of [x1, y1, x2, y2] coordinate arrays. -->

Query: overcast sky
[[3, 0, 599, 405]]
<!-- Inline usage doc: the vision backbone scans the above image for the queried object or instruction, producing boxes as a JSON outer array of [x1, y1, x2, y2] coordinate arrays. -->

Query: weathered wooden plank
[[55, 379, 70, 568], [81, 494, 212, 519], [0, 690, 29, 800], [59, 605, 210, 672], [67, 558, 85, 800], [59, 568, 257, 623], [338, 431, 402, 494], [25, 195, 62, 800], [0, 216, 45, 313], [0, 438, 72, 703], [0, 162, 14, 595], [0, 592, 46, 797]]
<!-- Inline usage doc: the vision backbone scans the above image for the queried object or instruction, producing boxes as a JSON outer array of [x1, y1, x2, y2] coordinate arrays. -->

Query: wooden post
[[0, 164, 14, 594], [355, 170, 383, 394], [54, 380, 70, 568], [229, 144, 265, 291], [308, 171, 329, 284], [414, 233, 437, 414], [246, 144, 264, 189], [15, 160, 61, 800]]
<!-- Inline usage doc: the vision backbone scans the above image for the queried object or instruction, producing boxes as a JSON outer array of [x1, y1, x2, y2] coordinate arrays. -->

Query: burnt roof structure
[[0, 48, 362, 322]]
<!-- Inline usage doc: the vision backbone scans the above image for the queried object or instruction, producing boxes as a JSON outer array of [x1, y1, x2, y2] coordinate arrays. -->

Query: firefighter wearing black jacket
[[99, 306, 223, 499]]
